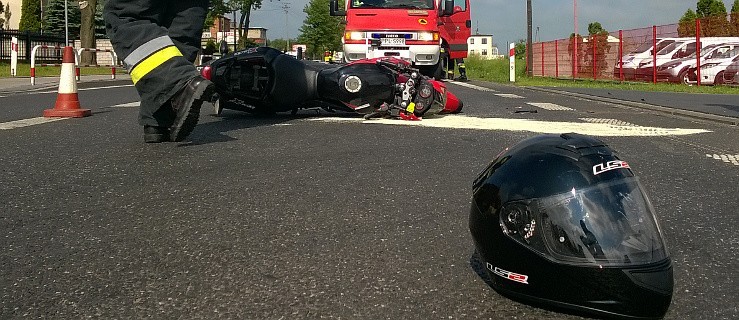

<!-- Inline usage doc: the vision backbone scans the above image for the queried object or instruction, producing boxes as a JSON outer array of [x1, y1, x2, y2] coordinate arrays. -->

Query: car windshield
[[629, 40, 675, 54], [697, 45, 721, 58], [350, 0, 434, 9], [717, 46, 739, 59], [657, 41, 686, 55]]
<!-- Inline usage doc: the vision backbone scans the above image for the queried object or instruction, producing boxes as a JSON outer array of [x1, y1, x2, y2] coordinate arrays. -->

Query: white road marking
[[706, 154, 739, 166], [308, 115, 711, 137], [13, 84, 135, 95], [0, 117, 67, 130], [111, 102, 140, 108], [580, 118, 637, 126], [447, 81, 497, 92], [527, 102, 573, 111], [495, 93, 524, 99]]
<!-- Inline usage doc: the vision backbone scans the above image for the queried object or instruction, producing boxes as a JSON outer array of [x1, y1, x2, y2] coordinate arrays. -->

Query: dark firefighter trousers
[[104, 0, 209, 127]]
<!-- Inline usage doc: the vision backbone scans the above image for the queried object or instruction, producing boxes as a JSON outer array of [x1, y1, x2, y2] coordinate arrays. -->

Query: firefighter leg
[[104, 0, 204, 128], [446, 54, 455, 80], [456, 59, 468, 81], [164, 0, 209, 64]]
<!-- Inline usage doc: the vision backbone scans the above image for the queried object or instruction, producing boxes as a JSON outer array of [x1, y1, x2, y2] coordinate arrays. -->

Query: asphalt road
[[1, 79, 737, 319]]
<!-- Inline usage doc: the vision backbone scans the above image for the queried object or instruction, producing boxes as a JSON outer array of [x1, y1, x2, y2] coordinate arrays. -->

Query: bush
[[465, 55, 526, 82], [203, 39, 217, 55]]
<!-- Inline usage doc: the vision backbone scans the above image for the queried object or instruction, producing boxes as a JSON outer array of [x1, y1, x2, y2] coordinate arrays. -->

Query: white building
[[467, 34, 503, 59], [3, 0, 54, 30]]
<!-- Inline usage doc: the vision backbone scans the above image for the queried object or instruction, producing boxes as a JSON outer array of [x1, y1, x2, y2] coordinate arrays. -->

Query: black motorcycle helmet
[[469, 133, 673, 319]]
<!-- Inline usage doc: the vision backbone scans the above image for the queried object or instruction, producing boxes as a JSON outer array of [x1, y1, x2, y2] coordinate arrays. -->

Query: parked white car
[[613, 38, 680, 80], [655, 42, 739, 83], [686, 46, 739, 85], [634, 37, 739, 81]]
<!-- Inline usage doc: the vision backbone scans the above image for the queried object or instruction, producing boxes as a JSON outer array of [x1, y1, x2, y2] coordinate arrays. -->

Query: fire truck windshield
[[350, 0, 434, 10]]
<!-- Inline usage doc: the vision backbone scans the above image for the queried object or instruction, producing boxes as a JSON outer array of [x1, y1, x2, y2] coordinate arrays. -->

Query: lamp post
[[64, 0, 69, 45], [573, 0, 578, 78], [526, 0, 532, 76]]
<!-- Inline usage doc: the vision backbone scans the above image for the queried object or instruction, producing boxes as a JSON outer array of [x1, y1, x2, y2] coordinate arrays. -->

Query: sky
[[248, 0, 738, 50]]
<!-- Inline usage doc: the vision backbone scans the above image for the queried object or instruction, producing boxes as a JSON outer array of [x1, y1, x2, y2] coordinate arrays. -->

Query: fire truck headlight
[[418, 32, 439, 41], [345, 31, 365, 40]]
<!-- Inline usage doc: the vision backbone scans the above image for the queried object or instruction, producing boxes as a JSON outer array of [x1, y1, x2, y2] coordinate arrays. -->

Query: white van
[[614, 37, 682, 80], [686, 46, 739, 85], [634, 37, 739, 80]]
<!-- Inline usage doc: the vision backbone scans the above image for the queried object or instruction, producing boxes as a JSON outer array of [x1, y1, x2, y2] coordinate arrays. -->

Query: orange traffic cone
[[43, 46, 91, 118]]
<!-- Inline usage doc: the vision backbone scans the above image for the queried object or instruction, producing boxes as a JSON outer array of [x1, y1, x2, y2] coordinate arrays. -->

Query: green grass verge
[[464, 55, 739, 95], [0, 62, 121, 78]]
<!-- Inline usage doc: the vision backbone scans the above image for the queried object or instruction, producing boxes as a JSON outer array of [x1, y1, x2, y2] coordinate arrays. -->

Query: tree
[[730, 0, 739, 35], [297, 0, 343, 59], [43, 0, 80, 38], [268, 38, 295, 51], [697, 0, 726, 17], [696, 0, 730, 36], [79, 0, 98, 65], [567, 33, 585, 77], [678, 9, 698, 37], [583, 22, 611, 78], [230, 0, 264, 43], [3, 3, 9, 30], [0, 1, 5, 29], [19, 0, 42, 32], [514, 39, 526, 59], [95, 1, 106, 38], [205, 0, 231, 32]]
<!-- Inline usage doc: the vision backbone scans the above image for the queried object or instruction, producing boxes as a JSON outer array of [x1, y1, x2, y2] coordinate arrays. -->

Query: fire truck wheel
[[420, 61, 444, 80]]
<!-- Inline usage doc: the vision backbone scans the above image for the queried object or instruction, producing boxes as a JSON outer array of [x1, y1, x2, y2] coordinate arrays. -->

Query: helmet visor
[[501, 177, 668, 267]]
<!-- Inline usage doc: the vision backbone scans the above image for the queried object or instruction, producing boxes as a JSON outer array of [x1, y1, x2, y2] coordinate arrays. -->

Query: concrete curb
[[525, 86, 739, 126], [461, 79, 738, 126]]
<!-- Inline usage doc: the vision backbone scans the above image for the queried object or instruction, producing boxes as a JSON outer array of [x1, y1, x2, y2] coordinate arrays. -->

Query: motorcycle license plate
[[381, 38, 406, 46]]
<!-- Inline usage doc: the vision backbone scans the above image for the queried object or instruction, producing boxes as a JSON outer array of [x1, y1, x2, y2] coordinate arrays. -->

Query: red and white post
[[509, 43, 516, 82], [10, 37, 19, 77]]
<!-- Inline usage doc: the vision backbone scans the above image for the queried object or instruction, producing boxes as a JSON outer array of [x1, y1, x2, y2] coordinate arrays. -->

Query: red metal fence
[[529, 13, 739, 86]]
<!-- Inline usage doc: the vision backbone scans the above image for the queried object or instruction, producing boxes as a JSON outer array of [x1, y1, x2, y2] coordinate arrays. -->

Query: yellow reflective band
[[130, 46, 183, 84]]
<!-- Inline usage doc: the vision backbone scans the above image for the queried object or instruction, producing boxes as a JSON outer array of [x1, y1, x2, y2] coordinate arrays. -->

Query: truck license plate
[[381, 38, 406, 46]]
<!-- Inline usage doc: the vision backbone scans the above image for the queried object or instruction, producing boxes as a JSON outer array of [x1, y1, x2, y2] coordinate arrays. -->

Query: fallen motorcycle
[[199, 47, 463, 120]]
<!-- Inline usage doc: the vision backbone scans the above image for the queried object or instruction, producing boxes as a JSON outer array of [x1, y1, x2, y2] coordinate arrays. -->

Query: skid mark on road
[[527, 102, 573, 111], [308, 115, 711, 137], [0, 117, 66, 130]]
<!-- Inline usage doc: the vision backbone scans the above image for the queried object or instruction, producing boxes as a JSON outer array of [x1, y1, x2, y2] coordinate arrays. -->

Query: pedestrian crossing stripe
[[495, 93, 524, 98], [706, 154, 739, 166], [580, 118, 637, 126], [527, 102, 573, 111]]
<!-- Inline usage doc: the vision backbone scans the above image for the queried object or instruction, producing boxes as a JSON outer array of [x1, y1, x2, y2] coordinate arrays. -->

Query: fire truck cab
[[330, 0, 471, 79]]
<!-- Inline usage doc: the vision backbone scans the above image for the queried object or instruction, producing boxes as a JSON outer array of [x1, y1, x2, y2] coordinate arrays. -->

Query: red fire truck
[[330, 0, 471, 79]]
